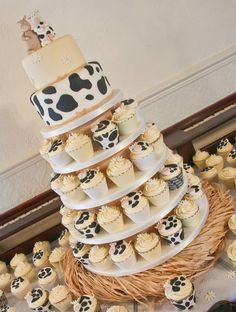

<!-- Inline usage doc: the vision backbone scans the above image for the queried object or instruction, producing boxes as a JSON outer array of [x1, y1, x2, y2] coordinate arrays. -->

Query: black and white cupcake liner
[[76, 222, 101, 239], [170, 287, 196, 311], [0, 292, 7, 309], [93, 125, 119, 150], [33, 299, 53, 312], [163, 227, 184, 246]]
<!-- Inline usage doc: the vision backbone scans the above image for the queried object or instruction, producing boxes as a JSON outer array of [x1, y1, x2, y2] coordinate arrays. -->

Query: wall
[[1, 0, 236, 212]]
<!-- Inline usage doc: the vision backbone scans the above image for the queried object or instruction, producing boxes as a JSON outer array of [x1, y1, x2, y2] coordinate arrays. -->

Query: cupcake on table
[[143, 178, 170, 207], [129, 141, 157, 171], [216, 138, 233, 159], [227, 149, 236, 167], [49, 247, 66, 271], [109, 240, 137, 269], [49, 285, 73, 312], [74, 211, 100, 238], [14, 262, 36, 283], [200, 166, 218, 182], [89, 245, 113, 269], [134, 232, 162, 261], [140, 122, 165, 156], [10, 253, 28, 270], [91, 119, 119, 150], [183, 163, 195, 175], [112, 104, 138, 135], [192, 150, 209, 170], [32, 249, 51, 269], [164, 275, 196, 310], [97, 205, 124, 233], [37, 267, 58, 291], [228, 214, 236, 235], [218, 167, 236, 189], [205, 154, 224, 173], [72, 295, 100, 312], [25, 288, 53, 311], [65, 132, 94, 162], [156, 215, 184, 245], [10, 276, 31, 300], [33, 241, 51, 253]]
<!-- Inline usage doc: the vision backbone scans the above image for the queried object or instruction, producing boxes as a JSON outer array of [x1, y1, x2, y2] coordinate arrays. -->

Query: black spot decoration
[[97, 76, 108, 95], [228, 149, 236, 159], [56, 94, 78, 112], [84, 64, 94, 75], [114, 240, 126, 255], [31, 288, 43, 303], [79, 170, 96, 184], [42, 86, 57, 95], [38, 267, 52, 279], [85, 94, 94, 100], [44, 99, 53, 104], [11, 277, 24, 289], [48, 108, 63, 121], [89, 61, 103, 71], [32, 95, 44, 117], [121, 98, 135, 106], [69, 73, 92, 92]]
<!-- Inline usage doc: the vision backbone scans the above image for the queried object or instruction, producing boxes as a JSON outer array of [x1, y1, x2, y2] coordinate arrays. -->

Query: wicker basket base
[[63, 182, 234, 303]]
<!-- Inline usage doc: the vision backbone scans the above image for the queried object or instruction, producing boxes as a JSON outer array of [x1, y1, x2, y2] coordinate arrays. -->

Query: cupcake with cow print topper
[[227, 148, 236, 167], [79, 168, 108, 199], [32, 249, 50, 268], [72, 295, 100, 312], [72, 242, 91, 266], [97, 205, 124, 233], [121, 191, 150, 224], [89, 245, 113, 269], [143, 178, 170, 207], [65, 133, 94, 162], [140, 122, 164, 156], [49, 285, 73, 312], [129, 141, 157, 171], [91, 119, 119, 150], [33, 241, 51, 254], [175, 198, 200, 227], [216, 138, 233, 159], [58, 229, 70, 247], [200, 166, 218, 182], [134, 232, 162, 261], [156, 215, 184, 245], [186, 184, 203, 202], [11, 276, 32, 300], [164, 275, 196, 311], [106, 156, 135, 187], [160, 164, 184, 190], [25, 288, 52, 311], [183, 163, 195, 175], [50, 173, 64, 195], [37, 267, 58, 291], [121, 98, 139, 119], [205, 154, 224, 173], [110, 240, 137, 269], [60, 174, 86, 201], [48, 138, 73, 167], [74, 211, 100, 239], [112, 104, 138, 135]]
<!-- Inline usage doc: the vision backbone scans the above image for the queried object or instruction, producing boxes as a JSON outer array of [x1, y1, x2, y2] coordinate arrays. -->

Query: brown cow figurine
[[18, 16, 41, 54]]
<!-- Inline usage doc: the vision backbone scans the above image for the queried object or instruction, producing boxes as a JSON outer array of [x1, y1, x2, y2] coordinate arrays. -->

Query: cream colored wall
[[1, 0, 236, 212]]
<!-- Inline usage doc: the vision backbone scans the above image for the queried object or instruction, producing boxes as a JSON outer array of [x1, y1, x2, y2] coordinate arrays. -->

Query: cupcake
[[165, 151, 183, 168], [106, 156, 135, 187], [226, 149, 236, 167], [58, 229, 70, 247], [89, 245, 113, 269], [121, 98, 139, 119], [143, 178, 170, 207], [183, 163, 195, 175], [227, 240, 236, 264], [0, 273, 12, 292], [187, 174, 201, 187], [49, 247, 66, 271], [49, 285, 73, 312], [37, 267, 58, 291], [192, 150, 209, 169], [216, 138, 233, 158], [160, 164, 184, 190], [25, 288, 52, 311], [121, 191, 150, 223], [186, 184, 203, 201], [33, 241, 51, 254], [11, 277, 32, 300], [110, 240, 137, 269], [0, 290, 7, 309], [164, 276, 196, 310], [14, 262, 36, 282], [129, 141, 157, 171], [141, 123, 164, 156], [61, 208, 78, 230], [10, 253, 28, 269], [40, 139, 52, 161], [134, 232, 161, 261], [97, 205, 124, 233], [92, 120, 119, 150], [218, 167, 236, 189], [65, 133, 94, 162], [205, 154, 224, 172], [50, 173, 64, 196], [79, 169, 108, 199], [106, 306, 128, 312], [200, 166, 218, 182], [48, 138, 72, 166], [228, 214, 236, 235], [1, 306, 16, 312], [112, 104, 138, 135], [156, 215, 184, 245], [72, 295, 100, 312], [175, 198, 200, 227], [0, 261, 8, 274], [32, 249, 50, 268], [74, 211, 100, 238], [60, 174, 86, 201], [72, 242, 91, 266]]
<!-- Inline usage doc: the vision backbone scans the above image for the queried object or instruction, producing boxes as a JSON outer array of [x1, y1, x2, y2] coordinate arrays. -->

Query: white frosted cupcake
[[74, 211, 101, 238], [25, 288, 52, 311], [50, 173, 64, 195], [227, 149, 236, 167], [164, 276, 196, 310], [160, 164, 184, 190], [37, 267, 58, 291], [143, 178, 169, 207], [10, 253, 28, 269], [40, 139, 52, 161], [227, 240, 236, 264], [175, 199, 200, 227], [48, 138, 72, 167], [112, 104, 138, 135], [89, 245, 113, 269], [49, 247, 66, 271], [186, 184, 203, 201], [92, 120, 119, 150], [134, 232, 161, 261], [11, 277, 32, 300], [183, 163, 195, 175], [14, 262, 36, 282], [205, 154, 224, 172], [61, 208, 78, 230], [0, 261, 8, 274], [32, 249, 50, 268], [72, 295, 100, 312], [217, 138, 233, 158], [165, 150, 183, 168], [218, 167, 236, 189], [65, 133, 94, 162], [200, 166, 218, 182], [121, 191, 150, 223], [106, 306, 128, 312], [79, 169, 108, 199], [106, 156, 135, 187], [156, 215, 184, 245], [97, 205, 124, 233], [33, 241, 51, 253], [228, 214, 236, 236], [192, 150, 209, 170], [58, 229, 70, 247], [141, 123, 164, 156], [110, 240, 137, 269], [61, 174, 86, 201], [0, 273, 12, 292], [49, 285, 73, 312], [72, 242, 91, 266], [187, 174, 201, 187], [129, 141, 157, 171]]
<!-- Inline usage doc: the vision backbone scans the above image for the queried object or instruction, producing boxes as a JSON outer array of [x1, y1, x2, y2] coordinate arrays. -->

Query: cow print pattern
[[113, 241, 127, 255], [183, 163, 193, 174], [79, 170, 97, 185], [159, 216, 184, 246], [1, 305, 11, 312], [48, 139, 63, 153], [30, 289, 44, 303], [59, 229, 68, 241], [72, 243, 90, 266], [188, 185, 201, 195], [0, 292, 7, 309], [30, 61, 111, 126], [121, 98, 135, 106], [201, 166, 213, 172], [228, 149, 236, 159], [217, 138, 229, 150], [92, 120, 119, 150], [75, 295, 95, 312], [50, 173, 60, 183], [38, 267, 53, 280], [11, 277, 24, 289], [34, 299, 52, 312], [76, 222, 100, 239], [164, 165, 184, 190], [33, 250, 44, 262], [123, 192, 141, 209]]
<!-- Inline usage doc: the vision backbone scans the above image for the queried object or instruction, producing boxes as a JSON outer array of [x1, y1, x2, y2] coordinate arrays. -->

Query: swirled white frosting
[[15, 262, 33, 277], [51, 174, 64, 190], [134, 233, 160, 253], [49, 285, 71, 304], [205, 154, 223, 167], [49, 247, 66, 263], [0, 273, 12, 288], [33, 241, 51, 253], [165, 153, 183, 166], [89, 245, 109, 263], [129, 141, 154, 160], [228, 214, 236, 232], [143, 178, 167, 197], [112, 105, 135, 123], [60, 175, 80, 193], [200, 166, 217, 179], [164, 276, 193, 301], [61, 209, 78, 226], [66, 133, 91, 151], [188, 174, 201, 186], [218, 167, 236, 180], [193, 150, 209, 162], [227, 240, 236, 262], [175, 199, 199, 219], [97, 206, 121, 225], [107, 156, 133, 177], [10, 253, 28, 268], [141, 123, 161, 144]]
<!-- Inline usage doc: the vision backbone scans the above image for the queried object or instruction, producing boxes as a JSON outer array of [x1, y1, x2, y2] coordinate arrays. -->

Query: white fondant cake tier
[[22, 35, 86, 89], [30, 61, 112, 126]]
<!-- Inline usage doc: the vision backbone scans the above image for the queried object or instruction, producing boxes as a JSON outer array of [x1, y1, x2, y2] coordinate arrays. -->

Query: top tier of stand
[[40, 89, 122, 139]]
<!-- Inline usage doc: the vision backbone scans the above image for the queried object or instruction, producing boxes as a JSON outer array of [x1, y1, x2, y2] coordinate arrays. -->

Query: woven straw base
[[63, 182, 234, 303]]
